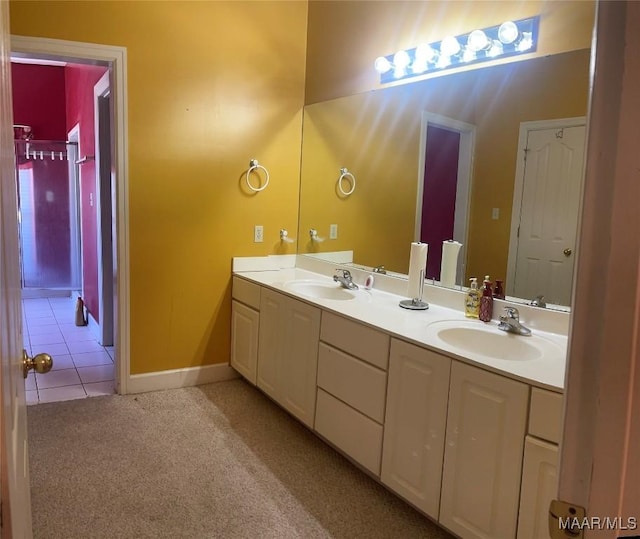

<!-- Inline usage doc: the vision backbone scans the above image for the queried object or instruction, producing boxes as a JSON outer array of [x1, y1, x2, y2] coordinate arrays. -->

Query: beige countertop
[[233, 267, 567, 392]]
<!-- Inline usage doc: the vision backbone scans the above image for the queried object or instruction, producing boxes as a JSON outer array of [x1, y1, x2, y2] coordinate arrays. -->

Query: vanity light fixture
[[374, 16, 539, 84]]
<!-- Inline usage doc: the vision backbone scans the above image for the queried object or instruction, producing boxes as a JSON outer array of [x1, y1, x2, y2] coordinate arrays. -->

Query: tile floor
[[22, 296, 116, 405]]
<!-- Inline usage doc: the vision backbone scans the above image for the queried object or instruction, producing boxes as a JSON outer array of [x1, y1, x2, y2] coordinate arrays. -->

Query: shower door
[[14, 140, 81, 291]]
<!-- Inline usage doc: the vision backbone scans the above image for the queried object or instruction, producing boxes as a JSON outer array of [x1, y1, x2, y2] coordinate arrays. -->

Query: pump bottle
[[464, 278, 480, 319]]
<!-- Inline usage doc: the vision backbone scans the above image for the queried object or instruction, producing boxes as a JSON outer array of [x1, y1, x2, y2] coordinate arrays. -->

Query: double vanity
[[230, 256, 567, 539]]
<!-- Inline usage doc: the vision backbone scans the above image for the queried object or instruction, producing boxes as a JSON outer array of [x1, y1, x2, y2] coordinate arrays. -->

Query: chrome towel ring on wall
[[245, 158, 270, 192], [338, 167, 356, 196]]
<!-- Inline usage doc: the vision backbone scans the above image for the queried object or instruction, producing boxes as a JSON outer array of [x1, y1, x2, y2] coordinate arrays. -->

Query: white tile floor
[[22, 296, 115, 405]]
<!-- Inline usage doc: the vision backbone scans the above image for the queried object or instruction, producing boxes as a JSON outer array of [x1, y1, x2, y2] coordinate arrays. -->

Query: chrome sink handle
[[498, 307, 531, 336], [333, 269, 359, 290], [503, 307, 520, 321]]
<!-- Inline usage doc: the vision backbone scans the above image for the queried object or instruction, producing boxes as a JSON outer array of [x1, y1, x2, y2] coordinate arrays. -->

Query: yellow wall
[[299, 50, 590, 282], [9, 1, 308, 374], [305, 0, 595, 103]]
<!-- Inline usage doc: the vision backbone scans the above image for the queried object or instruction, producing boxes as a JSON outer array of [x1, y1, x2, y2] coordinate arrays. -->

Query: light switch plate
[[329, 224, 338, 240], [492, 207, 500, 220]]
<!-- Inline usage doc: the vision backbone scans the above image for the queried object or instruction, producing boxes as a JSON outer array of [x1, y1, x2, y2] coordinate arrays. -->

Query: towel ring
[[338, 167, 356, 196], [245, 159, 270, 192]]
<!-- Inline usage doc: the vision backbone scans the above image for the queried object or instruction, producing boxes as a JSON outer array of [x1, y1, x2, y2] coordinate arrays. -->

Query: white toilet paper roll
[[440, 240, 462, 287], [407, 242, 428, 298]]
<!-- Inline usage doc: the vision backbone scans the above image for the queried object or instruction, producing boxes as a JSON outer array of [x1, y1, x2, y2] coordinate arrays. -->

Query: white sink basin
[[426, 320, 564, 362], [283, 280, 356, 301]]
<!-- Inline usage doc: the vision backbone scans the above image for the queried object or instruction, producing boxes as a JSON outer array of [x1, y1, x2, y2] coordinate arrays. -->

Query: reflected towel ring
[[338, 167, 356, 196], [245, 159, 270, 192]]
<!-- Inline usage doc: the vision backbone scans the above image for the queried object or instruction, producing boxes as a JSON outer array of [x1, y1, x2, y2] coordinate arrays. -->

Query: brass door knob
[[563, 248, 572, 257], [22, 350, 53, 379]]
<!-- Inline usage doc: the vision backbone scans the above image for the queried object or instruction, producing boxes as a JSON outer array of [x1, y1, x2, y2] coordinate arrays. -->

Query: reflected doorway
[[415, 113, 475, 285]]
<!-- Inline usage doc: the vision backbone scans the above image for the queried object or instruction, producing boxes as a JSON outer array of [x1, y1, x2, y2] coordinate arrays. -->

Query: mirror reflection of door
[[507, 118, 586, 305], [416, 113, 475, 284]]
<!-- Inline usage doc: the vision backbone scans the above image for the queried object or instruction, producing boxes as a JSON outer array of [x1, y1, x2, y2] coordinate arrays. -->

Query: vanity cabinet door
[[230, 300, 259, 384], [440, 362, 528, 539], [257, 289, 286, 400], [257, 288, 320, 428], [280, 298, 321, 427], [381, 339, 451, 519], [517, 436, 559, 539]]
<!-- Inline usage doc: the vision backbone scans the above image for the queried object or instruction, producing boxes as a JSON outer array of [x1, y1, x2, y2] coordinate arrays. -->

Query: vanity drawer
[[315, 388, 383, 476], [529, 388, 564, 444], [317, 343, 387, 423], [232, 276, 261, 310], [320, 311, 390, 370]]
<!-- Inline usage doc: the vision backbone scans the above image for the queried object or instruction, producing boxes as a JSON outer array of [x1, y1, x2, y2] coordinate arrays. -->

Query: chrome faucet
[[498, 307, 532, 336], [333, 269, 359, 290], [530, 295, 547, 308]]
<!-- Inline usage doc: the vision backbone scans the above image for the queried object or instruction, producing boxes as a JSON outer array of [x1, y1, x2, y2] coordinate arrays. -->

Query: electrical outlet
[[492, 208, 500, 220], [254, 225, 264, 243], [329, 224, 338, 240]]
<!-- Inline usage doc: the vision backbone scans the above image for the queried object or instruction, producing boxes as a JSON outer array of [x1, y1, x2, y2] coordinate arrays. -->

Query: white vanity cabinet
[[381, 339, 451, 519], [517, 388, 563, 539], [314, 312, 390, 476], [440, 362, 529, 539], [257, 287, 321, 428], [230, 277, 261, 384]]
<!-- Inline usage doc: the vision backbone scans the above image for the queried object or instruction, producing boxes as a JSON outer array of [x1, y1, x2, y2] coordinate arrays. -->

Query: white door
[[510, 122, 586, 305], [0, 1, 33, 534]]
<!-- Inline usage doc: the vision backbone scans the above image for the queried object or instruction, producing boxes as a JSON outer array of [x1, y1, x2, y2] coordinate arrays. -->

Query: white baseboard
[[126, 363, 239, 394]]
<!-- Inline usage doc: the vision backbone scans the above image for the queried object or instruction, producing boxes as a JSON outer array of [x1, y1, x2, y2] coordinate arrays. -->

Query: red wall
[[12, 64, 71, 287], [421, 125, 461, 280], [11, 63, 66, 140], [65, 64, 108, 322]]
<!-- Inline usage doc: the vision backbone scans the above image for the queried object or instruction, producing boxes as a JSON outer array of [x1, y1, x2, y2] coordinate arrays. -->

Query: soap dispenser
[[465, 278, 480, 319], [479, 278, 494, 322]]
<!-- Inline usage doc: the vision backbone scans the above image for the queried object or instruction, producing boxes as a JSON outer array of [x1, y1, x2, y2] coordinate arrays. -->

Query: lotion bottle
[[465, 278, 480, 319], [479, 278, 494, 322]]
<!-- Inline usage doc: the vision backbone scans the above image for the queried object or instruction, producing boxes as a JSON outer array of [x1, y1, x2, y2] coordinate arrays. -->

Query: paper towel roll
[[440, 240, 462, 287], [407, 242, 428, 298]]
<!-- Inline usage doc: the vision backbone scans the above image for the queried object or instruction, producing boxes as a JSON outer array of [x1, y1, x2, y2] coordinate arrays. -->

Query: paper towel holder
[[399, 269, 429, 310]]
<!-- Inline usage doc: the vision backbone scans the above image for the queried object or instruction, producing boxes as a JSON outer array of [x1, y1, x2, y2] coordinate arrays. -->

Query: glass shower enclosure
[[14, 139, 82, 293]]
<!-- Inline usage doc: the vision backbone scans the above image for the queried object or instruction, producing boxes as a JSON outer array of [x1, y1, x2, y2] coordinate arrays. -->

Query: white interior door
[[508, 121, 586, 305], [0, 1, 33, 535]]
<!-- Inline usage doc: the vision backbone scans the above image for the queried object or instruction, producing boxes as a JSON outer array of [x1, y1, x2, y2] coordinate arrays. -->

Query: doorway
[[415, 112, 475, 284], [506, 117, 586, 306], [11, 34, 130, 397]]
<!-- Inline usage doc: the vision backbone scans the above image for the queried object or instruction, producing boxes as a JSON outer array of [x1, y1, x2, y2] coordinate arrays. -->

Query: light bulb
[[462, 48, 476, 63], [467, 30, 489, 52], [440, 36, 461, 58], [415, 43, 436, 63], [393, 50, 411, 69], [498, 21, 519, 44], [516, 32, 533, 52], [436, 54, 451, 69], [488, 40, 504, 58], [374, 56, 392, 73]]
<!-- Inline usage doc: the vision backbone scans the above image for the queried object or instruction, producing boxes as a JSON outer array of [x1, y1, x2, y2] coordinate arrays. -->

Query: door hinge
[[517, 226, 520, 238]]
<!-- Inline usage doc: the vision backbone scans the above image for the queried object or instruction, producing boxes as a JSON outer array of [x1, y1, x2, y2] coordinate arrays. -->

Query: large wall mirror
[[297, 47, 591, 310]]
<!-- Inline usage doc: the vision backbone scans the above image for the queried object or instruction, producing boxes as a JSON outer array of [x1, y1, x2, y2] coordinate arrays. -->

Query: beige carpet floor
[[27, 378, 455, 539]]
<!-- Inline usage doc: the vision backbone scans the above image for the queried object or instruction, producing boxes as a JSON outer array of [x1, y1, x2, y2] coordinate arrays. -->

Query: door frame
[[67, 124, 83, 293], [505, 116, 587, 297], [415, 112, 475, 284], [11, 35, 130, 394], [94, 71, 114, 347]]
